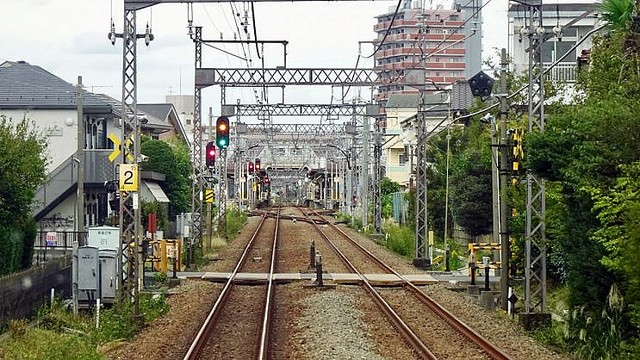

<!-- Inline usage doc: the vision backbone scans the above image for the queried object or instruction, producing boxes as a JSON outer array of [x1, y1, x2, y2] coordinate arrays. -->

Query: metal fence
[[33, 230, 85, 266]]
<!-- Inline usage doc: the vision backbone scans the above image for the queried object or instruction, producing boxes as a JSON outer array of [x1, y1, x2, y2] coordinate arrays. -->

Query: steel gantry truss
[[521, 0, 548, 316], [196, 68, 387, 87], [119, 0, 387, 304], [224, 103, 370, 117]]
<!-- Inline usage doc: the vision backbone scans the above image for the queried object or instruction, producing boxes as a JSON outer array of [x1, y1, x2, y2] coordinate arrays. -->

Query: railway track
[[299, 207, 512, 360], [184, 208, 281, 360]]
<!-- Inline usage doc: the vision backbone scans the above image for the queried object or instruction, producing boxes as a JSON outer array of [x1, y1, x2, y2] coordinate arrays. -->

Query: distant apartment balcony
[[544, 62, 577, 83]]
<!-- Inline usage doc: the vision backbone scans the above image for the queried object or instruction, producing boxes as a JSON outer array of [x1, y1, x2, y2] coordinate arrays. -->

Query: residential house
[[0, 60, 187, 237], [508, 0, 602, 83], [385, 80, 474, 188]]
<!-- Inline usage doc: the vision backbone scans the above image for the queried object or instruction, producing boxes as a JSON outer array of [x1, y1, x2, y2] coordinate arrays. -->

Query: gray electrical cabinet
[[99, 249, 118, 304], [76, 246, 99, 305]]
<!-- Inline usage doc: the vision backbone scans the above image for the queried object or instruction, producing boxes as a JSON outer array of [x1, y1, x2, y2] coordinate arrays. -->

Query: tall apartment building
[[374, 0, 482, 103]]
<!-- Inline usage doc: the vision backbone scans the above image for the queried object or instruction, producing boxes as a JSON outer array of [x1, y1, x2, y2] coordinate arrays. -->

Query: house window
[[85, 117, 107, 149], [399, 153, 408, 166]]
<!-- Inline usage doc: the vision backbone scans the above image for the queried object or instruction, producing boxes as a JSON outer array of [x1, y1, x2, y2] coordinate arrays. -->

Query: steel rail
[[258, 207, 281, 359], [299, 208, 437, 360], [325, 214, 512, 360], [184, 213, 270, 360]]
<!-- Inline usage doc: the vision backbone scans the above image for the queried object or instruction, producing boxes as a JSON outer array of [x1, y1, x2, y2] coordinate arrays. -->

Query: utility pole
[[73, 76, 84, 316], [499, 48, 510, 311], [76, 76, 85, 242]]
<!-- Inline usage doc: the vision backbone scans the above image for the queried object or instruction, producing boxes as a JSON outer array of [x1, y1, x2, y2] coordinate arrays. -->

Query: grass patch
[[0, 294, 170, 359], [383, 224, 415, 257], [226, 209, 247, 239]]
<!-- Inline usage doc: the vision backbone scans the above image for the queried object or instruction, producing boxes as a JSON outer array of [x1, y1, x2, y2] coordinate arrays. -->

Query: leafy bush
[[226, 209, 248, 238], [383, 224, 415, 257]]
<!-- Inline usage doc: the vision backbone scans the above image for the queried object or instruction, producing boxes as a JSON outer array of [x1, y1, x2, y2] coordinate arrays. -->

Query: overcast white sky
[[0, 0, 508, 110]]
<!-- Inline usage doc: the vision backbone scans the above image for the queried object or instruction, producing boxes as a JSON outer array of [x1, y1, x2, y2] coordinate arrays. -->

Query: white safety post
[[96, 298, 101, 328], [50, 288, 55, 309]]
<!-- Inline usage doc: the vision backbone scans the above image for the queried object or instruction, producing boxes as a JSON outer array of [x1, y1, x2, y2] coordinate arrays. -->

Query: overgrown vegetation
[[140, 136, 192, 218], [225, 208, 248, 238], [0, 115, 47, 276], [521, 6, 640, 356], [0, 294, 169, 359]]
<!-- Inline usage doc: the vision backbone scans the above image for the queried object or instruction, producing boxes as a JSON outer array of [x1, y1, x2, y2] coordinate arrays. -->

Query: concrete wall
[[0, 256, 72, 330]]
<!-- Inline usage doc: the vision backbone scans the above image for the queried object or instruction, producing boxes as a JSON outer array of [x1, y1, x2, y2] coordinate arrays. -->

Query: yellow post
[[159, 240, 167, 275]]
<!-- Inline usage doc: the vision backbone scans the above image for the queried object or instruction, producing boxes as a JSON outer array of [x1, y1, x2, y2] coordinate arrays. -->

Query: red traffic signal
[[248, 161, 254, 174], [206, 141, 216, 168], [264, 176, 270, 184]]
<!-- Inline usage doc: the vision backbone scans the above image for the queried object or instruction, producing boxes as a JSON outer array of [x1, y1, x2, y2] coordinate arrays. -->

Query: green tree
[[140, 137, 192, 219], [0, 115, 47, 274], [590, 163, 640, 329], [526, 30, 640, 355], [601, 0, 634, 32]]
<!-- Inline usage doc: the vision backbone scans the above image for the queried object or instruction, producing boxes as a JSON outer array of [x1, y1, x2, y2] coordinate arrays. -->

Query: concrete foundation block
[[519, 312, 552, 331], [467, 285, 480, 295], [479, 291, 500, 310], [413, 258, 431, 269]]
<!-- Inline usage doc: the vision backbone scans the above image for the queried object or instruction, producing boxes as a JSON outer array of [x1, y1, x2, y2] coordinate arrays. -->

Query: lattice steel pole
[[188, 26, 204, 269], [118, 8, 141, 309], [413, 88, 429, 266], [523, 0, 548, 316], [373, 127, 382, 234], [361, 115, 369, 227], [219, 148, 228, 238]]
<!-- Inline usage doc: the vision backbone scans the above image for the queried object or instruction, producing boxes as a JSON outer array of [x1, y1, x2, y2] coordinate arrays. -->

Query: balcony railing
[[544, 62, 577, 83], [33, 149, 115, 217]]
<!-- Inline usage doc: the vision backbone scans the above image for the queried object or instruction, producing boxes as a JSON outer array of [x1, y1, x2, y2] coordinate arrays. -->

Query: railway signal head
[[468, 71, 494, 98], [255, 158, 261, 171], [248, 161, 255, 174], [206, 141, 216, 168], [216, 116, 230, 149]]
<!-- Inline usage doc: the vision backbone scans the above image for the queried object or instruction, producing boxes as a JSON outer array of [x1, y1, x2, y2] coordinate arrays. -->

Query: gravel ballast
[[105, 211, 570, 359]]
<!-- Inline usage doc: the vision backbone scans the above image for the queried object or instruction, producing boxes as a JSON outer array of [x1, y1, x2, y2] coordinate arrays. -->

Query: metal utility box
[[76, 246, 99, 304], [87, 226, 120, 251], [99, 249, 118, 304]]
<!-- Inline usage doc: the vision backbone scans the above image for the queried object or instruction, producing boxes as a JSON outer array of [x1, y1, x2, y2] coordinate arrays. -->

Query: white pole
[[96, 298, 101, 328], [50, 288, 55, 309], [508, 287, 513, 316]]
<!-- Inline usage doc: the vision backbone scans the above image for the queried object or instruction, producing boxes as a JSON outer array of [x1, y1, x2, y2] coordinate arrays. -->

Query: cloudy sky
[[0, 0, 508, 111]]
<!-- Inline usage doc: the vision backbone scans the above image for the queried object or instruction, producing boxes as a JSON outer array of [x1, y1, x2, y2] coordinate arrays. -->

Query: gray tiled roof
[[386, 94, 420, 108], [0, 60, 112, 114], [92, 94, 172, 131], [138, 104, 172, 121]]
